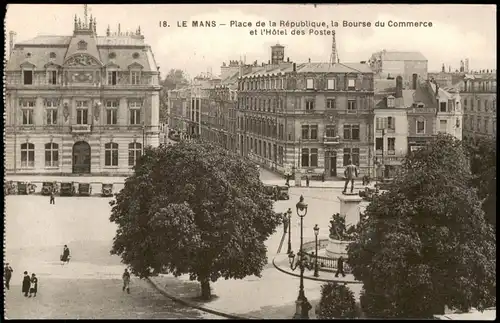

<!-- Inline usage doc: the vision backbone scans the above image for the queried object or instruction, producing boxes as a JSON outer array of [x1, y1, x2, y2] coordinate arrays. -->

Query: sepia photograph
[[3, 3, 496, 320]]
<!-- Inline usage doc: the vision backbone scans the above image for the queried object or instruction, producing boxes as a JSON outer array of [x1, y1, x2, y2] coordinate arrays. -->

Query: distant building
[[369, 50, 428, 89], [167, 87, 190, 139], [237, 44, 375, 179], [373, 76, 408, 178], [4, 12, 161, 175], [456, 70, 497, 142]]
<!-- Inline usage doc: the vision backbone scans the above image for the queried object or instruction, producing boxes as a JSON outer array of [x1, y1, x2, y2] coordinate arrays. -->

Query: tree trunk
[[200, 279, 211, 300]]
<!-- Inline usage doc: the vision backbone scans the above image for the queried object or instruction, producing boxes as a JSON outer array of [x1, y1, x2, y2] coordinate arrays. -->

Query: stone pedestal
[[326, 238, 350, 259], [295, 169, 302, 187], [338, 193, 363, 228]]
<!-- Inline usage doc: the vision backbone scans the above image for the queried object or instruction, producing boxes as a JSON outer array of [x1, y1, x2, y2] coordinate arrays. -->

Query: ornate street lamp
[[286, 208, 292, 254], [288, 195, 310, 319], [313, 224, 319, 277]]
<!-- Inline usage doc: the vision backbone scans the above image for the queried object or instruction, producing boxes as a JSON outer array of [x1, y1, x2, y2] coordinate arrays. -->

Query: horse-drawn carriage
[[41, 182, 59, 195], [101, 183, 113, 197]]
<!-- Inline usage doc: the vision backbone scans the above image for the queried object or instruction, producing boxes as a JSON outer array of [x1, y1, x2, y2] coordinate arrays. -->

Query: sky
[[5, 4, 497, 80]]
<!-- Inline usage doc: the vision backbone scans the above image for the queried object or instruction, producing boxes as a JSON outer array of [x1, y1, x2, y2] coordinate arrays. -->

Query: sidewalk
[[5, 175, 127, 184], [262, 179, 365, 190], [147, 237, 364, 319]]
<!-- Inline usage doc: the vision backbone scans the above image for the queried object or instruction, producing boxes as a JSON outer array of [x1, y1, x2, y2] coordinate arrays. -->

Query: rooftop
[[16, 34, 146, 47], [371, 50, 427, 62], [242, 62, 372, 78]]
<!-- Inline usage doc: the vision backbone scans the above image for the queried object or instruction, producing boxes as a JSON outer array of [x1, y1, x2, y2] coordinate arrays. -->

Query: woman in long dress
[[29, 273, 38, 297], [60, 245, 71, 265]]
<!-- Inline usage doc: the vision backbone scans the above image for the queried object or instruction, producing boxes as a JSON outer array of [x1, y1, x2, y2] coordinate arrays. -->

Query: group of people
[[22, 271, 39, 297], [5, 264, 38, 298]]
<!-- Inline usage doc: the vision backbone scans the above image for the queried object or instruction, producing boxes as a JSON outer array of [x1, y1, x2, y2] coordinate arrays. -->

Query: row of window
[[462, 80, 497, 93], [237, 97, 359, 112], [20, 70, 143, 86], [19, 99, 142, 126], [464, 115, 497, 134], [301, 148, 360, 168], [463, 97, 496, 113], [19, 142, 142, 168], [375, 137, 396, 151], [239, 76, 359, 91]]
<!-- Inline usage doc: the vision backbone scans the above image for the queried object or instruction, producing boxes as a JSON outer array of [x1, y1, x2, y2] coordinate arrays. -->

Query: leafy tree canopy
[[347, 134, 496, 318], [463, 137, 496, 228], [109, 141, 282, 299], [159, 69, 189, 121], [317, 282, 357, 319]]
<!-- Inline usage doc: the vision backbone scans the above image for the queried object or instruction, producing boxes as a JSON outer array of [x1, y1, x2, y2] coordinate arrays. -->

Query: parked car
[[276, 185, 290, 200], [17, 182, 28, 195], [78, 183, 92, 196], [60, 182, 76, 196], [42, 182, 55, 195], [263, 184, 278, 200], [101, 183, 113, 197]]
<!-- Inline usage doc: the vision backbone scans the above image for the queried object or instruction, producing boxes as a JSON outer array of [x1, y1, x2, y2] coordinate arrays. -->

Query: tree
[[463, 137, 496, 229], [317, 282, 357, 319], [347, 134, 496, 318], [109, 141, 282, 300]]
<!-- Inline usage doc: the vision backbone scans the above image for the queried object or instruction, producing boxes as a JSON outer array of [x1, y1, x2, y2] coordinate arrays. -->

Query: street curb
[[272, 255, 362, 285], [146, 277, 259, 320]]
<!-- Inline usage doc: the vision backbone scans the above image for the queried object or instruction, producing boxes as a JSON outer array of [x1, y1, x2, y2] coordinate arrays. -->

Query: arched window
[[21, 143, 35, 168], [104, 142, 119, 167], [128, 142, 142, 166], [45, 143, 59, 167]]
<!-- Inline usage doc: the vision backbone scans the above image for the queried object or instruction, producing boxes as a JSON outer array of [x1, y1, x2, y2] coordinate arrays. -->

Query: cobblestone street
[[4, 196, 222, 319]]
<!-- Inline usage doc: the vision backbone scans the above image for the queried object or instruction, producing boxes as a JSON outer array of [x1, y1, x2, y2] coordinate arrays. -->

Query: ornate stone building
[[5, 14, 161, 175], [237, 45, 375, 179], [458, 71, 497, 142]]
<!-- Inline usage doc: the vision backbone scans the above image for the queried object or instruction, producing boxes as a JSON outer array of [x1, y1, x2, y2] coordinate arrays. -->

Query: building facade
[[5, 15, 161, 175], [373, 76, 408, 178], [237, 45, 375, 179], [458, 71, 497, 142], [368, 50, 428, 89], [167, 87, 190, 139]]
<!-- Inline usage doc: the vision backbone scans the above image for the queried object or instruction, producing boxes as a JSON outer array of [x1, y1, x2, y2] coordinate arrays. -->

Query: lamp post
[[286, 208, 292, 254], [288, 195, 310, 319], [313, 224, 319, 277]]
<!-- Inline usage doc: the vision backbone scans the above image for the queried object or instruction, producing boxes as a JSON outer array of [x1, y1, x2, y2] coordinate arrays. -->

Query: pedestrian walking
[[29, 273, 38, 297], [285, 174, 290, 187], [122, 269, 131, 294], [49, 188, 55, 204], [283, 213, 289, 234], [4, 263, 13, 290], [305, 175, 310, 187], [22, 271, 31, 297], [342, 159, 359, 194], [60, 245, 71, 265], [335, 256, 346, 278]]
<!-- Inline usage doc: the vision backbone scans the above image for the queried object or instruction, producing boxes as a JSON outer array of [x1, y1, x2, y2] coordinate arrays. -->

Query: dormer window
[[306, 78, 314, 89], [107, 70, 117, 85], [26, 52, 32, 58], [78, 40, 87, 50], [132, 52, 140, 59], [417, 103, 424, 108], [49, 52, 57, 59], [109, 52, 116, 59], [387, 96, 395, 108]]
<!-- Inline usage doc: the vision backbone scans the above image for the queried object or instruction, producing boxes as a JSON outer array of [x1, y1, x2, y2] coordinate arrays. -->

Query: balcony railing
[[323, 135, 340, 144], [71, 124, 92, 133]]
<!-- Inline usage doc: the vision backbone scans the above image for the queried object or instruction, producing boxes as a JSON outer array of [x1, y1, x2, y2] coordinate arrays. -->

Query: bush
[[317, 282, 357, 319]]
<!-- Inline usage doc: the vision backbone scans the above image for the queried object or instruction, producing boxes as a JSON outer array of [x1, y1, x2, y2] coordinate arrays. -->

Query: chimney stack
[[293, 63, 296, 72], [442, 63, 445, 72], [9, 31, 16, 58], [287, 57, 290, 62], [308, 58, 311, 63], [395, 76, 403, 98], [412, 74, 418, 90]]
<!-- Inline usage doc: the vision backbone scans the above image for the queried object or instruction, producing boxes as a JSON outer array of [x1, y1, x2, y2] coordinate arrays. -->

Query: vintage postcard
[[3, 3, 496, 320]]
